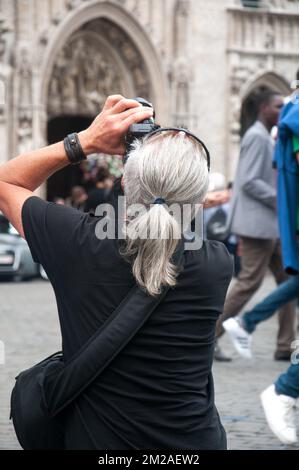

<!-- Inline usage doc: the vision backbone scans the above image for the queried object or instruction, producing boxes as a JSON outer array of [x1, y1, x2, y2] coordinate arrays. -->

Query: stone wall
[[0, 0, 299, 185]]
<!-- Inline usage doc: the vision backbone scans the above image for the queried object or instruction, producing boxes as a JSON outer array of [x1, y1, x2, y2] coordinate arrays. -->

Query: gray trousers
[[216, 237, 296, 352]]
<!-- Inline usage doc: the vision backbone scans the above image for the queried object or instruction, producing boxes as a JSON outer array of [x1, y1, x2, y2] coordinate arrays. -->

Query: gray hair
[[121, 131, 209, 296]]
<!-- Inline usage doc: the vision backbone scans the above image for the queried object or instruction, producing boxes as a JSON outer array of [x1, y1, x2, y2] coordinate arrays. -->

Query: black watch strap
[[63, 133, 87, 165]]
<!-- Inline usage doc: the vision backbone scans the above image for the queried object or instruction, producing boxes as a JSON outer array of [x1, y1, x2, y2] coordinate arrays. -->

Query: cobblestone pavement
[[0, 276, 298, 450]]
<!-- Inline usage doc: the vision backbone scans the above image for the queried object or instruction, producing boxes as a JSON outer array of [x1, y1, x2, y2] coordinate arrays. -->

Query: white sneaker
[[261, 385, 297, 445], [222, 317, 252, 359]]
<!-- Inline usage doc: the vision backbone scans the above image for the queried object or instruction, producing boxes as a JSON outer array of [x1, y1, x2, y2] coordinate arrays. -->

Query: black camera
[[123, 98, 211, 172], [123, 97, 160, 164]]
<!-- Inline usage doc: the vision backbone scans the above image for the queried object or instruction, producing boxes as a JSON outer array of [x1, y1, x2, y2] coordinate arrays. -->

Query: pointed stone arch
[[240, 71, 290, 101], [36, 0, 168, 142], [227, 67, 290, 180], [240, 71, 290, 136], [32, 1, 169, 198]]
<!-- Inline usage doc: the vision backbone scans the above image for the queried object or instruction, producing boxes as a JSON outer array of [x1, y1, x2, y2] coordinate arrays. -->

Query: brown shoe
[[274, 351, 291, 361]]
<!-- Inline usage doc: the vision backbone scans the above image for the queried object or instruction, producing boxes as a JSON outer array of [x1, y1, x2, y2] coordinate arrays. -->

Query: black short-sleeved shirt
[[22, 192, 233, 450]]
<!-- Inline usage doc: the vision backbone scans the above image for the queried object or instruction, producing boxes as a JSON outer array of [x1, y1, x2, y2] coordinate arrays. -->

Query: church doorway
[[45, 17, 153, 201]]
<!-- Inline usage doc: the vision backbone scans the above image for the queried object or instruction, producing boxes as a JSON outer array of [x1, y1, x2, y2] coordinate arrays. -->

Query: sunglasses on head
[[144, 127, 211, 172]]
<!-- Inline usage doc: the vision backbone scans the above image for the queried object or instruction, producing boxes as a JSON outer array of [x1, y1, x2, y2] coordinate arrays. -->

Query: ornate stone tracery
[[229, 65, 254, 137], [16, 47, 34, 154], [86, 18, 151, 99], [48, 34, 121, 117], [48, 18, 151, 119], [173, 0, 189, 58], [2, 0, 298, 182], [18, 48, 33, 110], [172, 1, 193, 129]]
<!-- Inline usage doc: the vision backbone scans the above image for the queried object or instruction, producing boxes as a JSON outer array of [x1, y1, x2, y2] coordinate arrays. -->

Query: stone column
[[227, 63, 247, 181], [0, 65, 11, 164], [14, 46, 34, 156], [16, 0, 32, 42], [0, 13, 12, 163], [172, 0, 192, 127]]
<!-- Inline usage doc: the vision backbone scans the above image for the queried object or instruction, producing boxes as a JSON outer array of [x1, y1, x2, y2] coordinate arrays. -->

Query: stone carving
[[229, 65, 252, 136], [0, 15, 12, 125], [230, 94, 242, 136], [0, 14, 12, 65], [48, 34, 122, 117], [16, 47, 33, 154], [172, 59, 193, 128], [18, 48, 32, 108], [172, 1, 190, 126], [88, 18, 151, 99], [0, 29, 6, 64], [48, 19, 151, 117], [39, 30, 48, 45], [176, 72, 189, 115], [174, 0, 189, 57], [264, 20, 275, 50], [66, 0, 84, 10], [18, 116, 32, 154], [172, 58, 193, 113]]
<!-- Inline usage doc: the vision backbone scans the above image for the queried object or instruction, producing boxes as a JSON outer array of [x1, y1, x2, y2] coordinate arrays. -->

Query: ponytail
[[122, 203, 182, 296], [121, 131, 209, 296]]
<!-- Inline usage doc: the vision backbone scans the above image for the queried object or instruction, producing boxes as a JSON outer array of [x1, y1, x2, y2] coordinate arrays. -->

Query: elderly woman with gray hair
[[0, 95, 232, 449]]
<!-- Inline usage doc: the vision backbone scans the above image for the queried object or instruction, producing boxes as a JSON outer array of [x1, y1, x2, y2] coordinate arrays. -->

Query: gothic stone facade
[[1, 0, 299, 191]]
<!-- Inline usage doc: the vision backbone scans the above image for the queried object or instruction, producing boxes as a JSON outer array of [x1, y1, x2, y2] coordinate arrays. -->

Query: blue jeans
[[242, 275, 299, 334], [275, 362, 299, 399]]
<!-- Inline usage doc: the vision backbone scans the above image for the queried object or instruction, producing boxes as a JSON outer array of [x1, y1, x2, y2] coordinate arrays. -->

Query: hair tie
[[153, 197, 166, 205]]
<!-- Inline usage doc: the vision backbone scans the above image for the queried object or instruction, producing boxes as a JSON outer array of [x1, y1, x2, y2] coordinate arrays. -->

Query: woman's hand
[[78, 95, 154, 156]]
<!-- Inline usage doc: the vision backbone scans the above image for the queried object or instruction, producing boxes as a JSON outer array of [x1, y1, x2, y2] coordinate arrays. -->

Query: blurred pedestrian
[[69, 185, 88, 211], [215, 90, 296, 362], [85, 166, 113, 214], [223, 274, 299, 359], [261, 362, 298, 445], [204, 174, 241, 281], [259, 76, 299, 446], [80, 159, 99, 193]]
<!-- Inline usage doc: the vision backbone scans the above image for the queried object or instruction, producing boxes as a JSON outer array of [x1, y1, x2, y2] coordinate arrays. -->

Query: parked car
[[0, 213, 47, 281]]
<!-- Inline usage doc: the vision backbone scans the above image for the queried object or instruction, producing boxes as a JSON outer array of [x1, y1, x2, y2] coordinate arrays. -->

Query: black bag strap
[[44, 240, 185, 416]]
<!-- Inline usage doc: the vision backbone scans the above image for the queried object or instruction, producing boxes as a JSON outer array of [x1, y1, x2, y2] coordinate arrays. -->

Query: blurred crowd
[[53, 163, 114, 214]]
